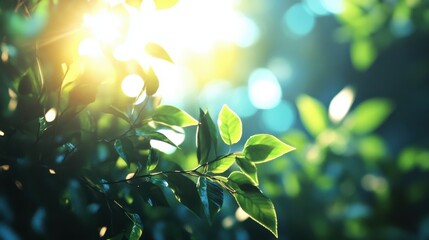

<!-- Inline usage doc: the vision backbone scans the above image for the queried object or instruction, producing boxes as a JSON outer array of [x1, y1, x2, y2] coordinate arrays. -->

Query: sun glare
[[121, 74, 144, 97], [80, 0, 253, 99]]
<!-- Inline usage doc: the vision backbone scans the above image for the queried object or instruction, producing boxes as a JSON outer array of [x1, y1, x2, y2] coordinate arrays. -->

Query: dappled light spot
[[159, 127, 185, 146], [48, 169, 56, 175], [0, 165, 9, 171], [283, 3, 315, 36], [152, 63, 194, 107], [248, 68, 282, 109], [0, 130, 4, 137], [8, 89, 17, 112], [150, 127, 185, 154], [126, 173, 135, 180], [361, 174, 388, 193], [222, 216, 235, 229], [99, 226, 107, 237], [235, 207, 249, 222], [321, 0, 344, 14], [14, 180, 23, 190], [78, 38, 103, 57], [228, 86, 257, 118], [329, 86, 355, 123], [45, 108, 57, 123], [150, 140, 176, 154], [121, 74, 144, 97], [262, 100, 295, 133]]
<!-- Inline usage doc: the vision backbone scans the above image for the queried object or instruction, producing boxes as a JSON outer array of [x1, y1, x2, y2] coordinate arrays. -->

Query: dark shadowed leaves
[[197, 177, 223, 224], [197, 109, 218, 164], [166, 174, 205, 218], [114, 137, 135, 167]]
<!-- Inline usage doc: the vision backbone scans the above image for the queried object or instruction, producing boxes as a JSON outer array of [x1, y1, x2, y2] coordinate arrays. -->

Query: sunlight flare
[[121, 74, 144, 97]]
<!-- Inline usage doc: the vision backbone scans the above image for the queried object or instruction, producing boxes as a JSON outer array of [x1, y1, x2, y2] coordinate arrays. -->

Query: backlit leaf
[[345, 98, 393, 134], [236, 157, 258, 185], [218, 104, 242, 145], [296, 94, 329, 137], [208, 155, 235, 174], [142, 67, 159, 96], [152, 105, 198, 127], [351, 39, 376, 71], [144, 42, 173, 63], [227, 172, 277, 237], [244, 134, 295, 164]]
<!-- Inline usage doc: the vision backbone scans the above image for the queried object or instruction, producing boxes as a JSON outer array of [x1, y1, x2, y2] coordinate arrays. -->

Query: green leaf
[[197, 177, 223, 223], [236, 157, 258, 185], [144, 42, 173, 63], [153, 0, 179, 10], [141, 67, 159, 96], [197, 109, 218, 164], [114, 137, 135, 167], [129, 214, 142, 240], [68, 83, 98, 107], [103, 105, 129, 123], [351, 39, 376, 71], [218, 104, 242, 145], [345, 98, 393, 134], [136, 131, 178, 148], [296, 94, 329, 137], [243, 134, 295, 164], [152, 105, 198, 127], [147, 148, 159, 172], [139, 182, 169, 207], [166, 174, 205, 218], [227, 172, 277, 237], [208, 155, 235, 174]]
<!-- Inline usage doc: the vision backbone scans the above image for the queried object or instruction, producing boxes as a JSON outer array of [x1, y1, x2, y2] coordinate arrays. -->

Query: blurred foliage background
[[1, 0, 429, 239]]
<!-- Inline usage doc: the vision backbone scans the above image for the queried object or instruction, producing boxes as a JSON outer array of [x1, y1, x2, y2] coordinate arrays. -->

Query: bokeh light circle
[[248, 68, 282, 109]]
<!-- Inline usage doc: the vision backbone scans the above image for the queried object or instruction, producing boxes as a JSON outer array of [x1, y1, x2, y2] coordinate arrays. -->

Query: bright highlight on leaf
[[121, 74, 144, 97], [45, 108, 57, 123], [244, 134, 295, 164], [329, 86, 355, 123], [207, 155, 235, 174], [218, 104, 242, 145], [153, 105, 198, 127], [99, 226, 107, 237]]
